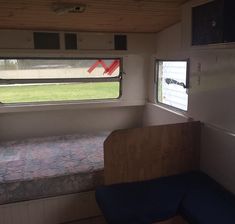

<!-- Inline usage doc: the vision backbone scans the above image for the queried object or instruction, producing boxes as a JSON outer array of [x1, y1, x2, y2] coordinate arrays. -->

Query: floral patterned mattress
[[0, 133, 109, 204]]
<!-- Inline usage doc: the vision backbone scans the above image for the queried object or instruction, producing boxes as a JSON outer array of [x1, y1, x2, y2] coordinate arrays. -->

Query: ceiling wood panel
[[0, 0, 188, 33]]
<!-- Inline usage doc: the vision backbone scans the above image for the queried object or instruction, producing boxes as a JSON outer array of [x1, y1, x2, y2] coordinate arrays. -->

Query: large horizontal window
[[0, 58, 122, 104], [156, 60, 189, 111]]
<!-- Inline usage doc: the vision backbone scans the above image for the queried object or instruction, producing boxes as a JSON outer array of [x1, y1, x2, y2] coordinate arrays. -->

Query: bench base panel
[[0, 191, 102, 224]]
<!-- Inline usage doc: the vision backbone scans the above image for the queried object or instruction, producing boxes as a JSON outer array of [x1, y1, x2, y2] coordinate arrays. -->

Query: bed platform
[[0, 133, 108, 204]]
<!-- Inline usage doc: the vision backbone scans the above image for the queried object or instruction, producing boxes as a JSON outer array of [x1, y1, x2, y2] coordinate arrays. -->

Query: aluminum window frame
[[155, 59, 190, 111], [0, 57, 123, 104]]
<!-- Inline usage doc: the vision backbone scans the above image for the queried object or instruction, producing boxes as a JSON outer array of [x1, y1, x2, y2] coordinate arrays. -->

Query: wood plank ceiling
[[0, 0, 188, 33]]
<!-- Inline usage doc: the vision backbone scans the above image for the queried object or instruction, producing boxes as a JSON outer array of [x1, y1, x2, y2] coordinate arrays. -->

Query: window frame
[[154, 59, 190, 112], [0, 57, 123, 105]]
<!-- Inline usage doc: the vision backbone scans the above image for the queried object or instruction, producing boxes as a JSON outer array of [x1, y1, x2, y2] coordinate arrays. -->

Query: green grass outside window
[[0, 82, 120, 104]]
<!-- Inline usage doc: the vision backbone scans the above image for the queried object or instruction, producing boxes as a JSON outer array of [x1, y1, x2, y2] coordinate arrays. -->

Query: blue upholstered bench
[[96, 172, 235, 224]]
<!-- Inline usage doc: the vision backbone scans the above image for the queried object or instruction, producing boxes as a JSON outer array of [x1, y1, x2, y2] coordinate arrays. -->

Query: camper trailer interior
[[0, 0, 234, 223]]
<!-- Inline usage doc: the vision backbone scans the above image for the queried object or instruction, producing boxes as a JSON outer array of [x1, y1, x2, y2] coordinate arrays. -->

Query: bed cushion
[[96, 174, 189, 224], [0, 133, 108, 204]]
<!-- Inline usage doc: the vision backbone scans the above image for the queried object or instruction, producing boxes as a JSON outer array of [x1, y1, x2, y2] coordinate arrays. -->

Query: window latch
[[165, 78, 186, 88]]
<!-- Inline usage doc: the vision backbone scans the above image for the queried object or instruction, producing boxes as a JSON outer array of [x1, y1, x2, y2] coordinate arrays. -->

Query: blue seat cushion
[[96, 174, 189, 224], [180, 172, 235, 224], [96, 171, 235, 224]]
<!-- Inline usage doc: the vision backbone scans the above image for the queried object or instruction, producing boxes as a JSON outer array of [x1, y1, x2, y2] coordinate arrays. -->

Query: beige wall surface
[[145, 0, 235, 193], [0, 33, 155, 141], [143, 103, 189, 127], [201, 125, 235, 194], [0, 106, 144, 141]]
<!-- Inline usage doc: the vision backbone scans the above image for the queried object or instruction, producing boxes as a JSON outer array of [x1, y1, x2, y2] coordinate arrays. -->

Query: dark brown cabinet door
[[192, 0, 224, 45]]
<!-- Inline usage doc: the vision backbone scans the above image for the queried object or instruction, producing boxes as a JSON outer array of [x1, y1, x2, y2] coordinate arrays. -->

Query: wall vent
[[64, 33, 78, 50], [34, 32, 60, 49], [114, 35, 127, 50]]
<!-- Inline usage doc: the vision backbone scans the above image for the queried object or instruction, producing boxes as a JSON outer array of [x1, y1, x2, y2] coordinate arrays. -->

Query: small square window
[[156, 60, 189, 111]]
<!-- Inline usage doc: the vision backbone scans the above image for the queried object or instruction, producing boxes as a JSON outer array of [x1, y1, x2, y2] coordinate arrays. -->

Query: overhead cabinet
[[192, 0, 235, 45]]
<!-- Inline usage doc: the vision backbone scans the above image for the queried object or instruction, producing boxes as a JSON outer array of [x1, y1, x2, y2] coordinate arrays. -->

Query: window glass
[[157, 60, 188, 111], [0, 58, 121, 104]]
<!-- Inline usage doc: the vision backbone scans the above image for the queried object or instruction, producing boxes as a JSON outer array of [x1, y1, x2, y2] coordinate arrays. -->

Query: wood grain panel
[[104, 121, 200, 185], [0, 0, 189, 33]]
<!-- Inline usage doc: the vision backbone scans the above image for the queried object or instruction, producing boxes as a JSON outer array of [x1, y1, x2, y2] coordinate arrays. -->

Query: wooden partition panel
[[104, 122, 201, 185]]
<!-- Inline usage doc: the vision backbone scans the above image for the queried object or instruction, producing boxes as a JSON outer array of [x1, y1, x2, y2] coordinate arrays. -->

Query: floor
[[68, 216, 107, 224]]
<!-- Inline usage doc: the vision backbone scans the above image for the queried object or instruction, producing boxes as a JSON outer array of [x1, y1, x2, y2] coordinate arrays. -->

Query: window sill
[[0, 99, 145, 114], [147, 102, 191, 120]]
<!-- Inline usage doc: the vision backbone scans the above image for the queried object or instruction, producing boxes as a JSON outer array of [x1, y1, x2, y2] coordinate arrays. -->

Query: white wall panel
[[0, 106, 144, 141], [201, 125, 235, 194], [143, 103, 189, 126], [147, 0, 235, 193], [0, 191, 102, 224], [0, 32, 155, 140]]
